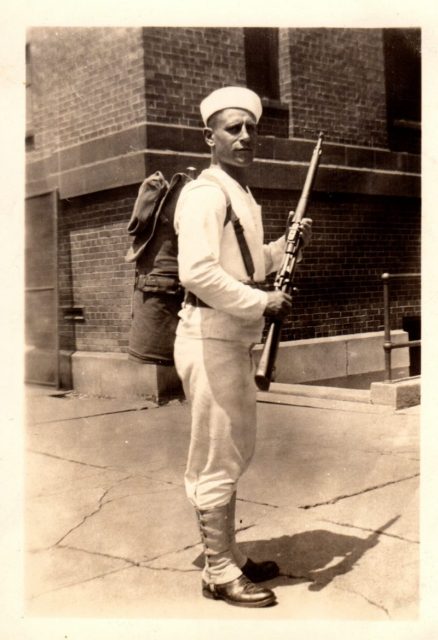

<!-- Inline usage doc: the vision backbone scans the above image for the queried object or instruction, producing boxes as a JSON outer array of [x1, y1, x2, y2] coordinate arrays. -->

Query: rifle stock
[[255, 132, 324, 391]]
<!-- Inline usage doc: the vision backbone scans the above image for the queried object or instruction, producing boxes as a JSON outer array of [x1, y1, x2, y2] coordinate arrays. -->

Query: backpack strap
[[202, 173, 255, 281]]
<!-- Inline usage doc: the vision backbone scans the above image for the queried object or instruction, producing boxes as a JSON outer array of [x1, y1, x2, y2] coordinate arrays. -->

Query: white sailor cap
[[200, 86, 263, 126]]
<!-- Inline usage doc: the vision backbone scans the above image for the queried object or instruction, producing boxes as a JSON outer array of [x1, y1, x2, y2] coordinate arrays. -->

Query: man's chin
[[234, 152, 254, 165]]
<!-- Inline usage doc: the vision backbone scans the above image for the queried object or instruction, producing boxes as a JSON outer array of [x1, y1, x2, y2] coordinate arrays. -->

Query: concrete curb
[[259, 378, 421, 411]]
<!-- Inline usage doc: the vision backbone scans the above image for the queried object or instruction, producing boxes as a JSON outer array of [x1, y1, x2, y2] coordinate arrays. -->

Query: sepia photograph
[[3, 1, 438, 638]]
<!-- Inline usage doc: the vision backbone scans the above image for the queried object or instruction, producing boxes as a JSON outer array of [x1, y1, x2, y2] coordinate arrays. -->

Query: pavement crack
[[31, 405, 152, 425], [320, 518, 419, 544], [51, 475, 132, 547], [28, 448, 109, 469], [140, 541, 201, 564], [137, 473, 183, 489], [58, 543, 140, 566], [139, 525, 252, 569], [299, 473, 420, 509], [52, 505, 105, 548], [236, 524, 255, 534], [141, 564, 199, 574], [236, 498, 280, 509], [333, 584, 391, 618], [30, 565, 134, 600]]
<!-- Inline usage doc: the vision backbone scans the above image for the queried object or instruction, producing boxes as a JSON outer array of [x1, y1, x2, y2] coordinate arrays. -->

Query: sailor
[[174, 86, 312, 607]]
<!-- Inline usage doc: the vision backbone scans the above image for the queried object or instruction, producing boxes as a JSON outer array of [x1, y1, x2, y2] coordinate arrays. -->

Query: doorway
[[25, 191, 59, 386]]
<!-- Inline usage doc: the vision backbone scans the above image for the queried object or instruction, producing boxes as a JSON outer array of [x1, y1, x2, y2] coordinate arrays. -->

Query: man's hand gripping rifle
[[255, 132, 324, 391]]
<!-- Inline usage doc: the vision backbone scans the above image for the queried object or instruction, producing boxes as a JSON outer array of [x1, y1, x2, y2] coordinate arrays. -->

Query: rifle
[[255, 132, 324, 391]]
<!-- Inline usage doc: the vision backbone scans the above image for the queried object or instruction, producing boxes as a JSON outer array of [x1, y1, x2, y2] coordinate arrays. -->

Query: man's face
[[205, 108, 258, 169]]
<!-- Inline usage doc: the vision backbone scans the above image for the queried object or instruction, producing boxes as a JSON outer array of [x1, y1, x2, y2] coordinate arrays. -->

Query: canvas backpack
[[125, 169, 254, 366]]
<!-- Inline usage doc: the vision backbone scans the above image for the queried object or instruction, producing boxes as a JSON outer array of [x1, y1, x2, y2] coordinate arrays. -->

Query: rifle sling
[[203, 173, 255, 281], [223, 205, 255, 280]]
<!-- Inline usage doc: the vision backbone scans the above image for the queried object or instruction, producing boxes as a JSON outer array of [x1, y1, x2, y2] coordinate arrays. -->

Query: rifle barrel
[[254, 132, 324, 391]]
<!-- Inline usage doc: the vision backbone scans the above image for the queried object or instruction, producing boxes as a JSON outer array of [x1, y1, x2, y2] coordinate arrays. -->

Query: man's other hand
[[299, 217, 312, 248], [263, 291, 292, 318]]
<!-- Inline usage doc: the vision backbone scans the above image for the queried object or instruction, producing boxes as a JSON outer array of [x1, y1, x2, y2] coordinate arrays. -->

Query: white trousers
[[174, 336, 257, 511]]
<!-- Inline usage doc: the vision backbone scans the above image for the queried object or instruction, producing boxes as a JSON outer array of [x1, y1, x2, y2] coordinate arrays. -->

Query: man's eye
[[226, 123, 257, 135]]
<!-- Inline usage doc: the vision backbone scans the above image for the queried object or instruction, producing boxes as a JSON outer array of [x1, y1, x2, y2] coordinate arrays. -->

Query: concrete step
[[268, 382, 371, 403], [256, 382, 384, 414], [257, 379, 420, 412]]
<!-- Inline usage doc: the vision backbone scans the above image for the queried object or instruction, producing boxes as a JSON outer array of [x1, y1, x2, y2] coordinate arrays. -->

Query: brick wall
[[143, 27, 246, 128], [27, 27, 146, 161], [58, 187, 136, 354], [58, 185, 420, 354], [286, 28, 388, 146], [257, 189, 421, 340], [27, 27, 420, 359], [27, 26, 391, 157], [142, 26, 389, 143]]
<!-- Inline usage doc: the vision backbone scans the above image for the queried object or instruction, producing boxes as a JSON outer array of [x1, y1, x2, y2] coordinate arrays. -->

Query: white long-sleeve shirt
[[174, 165, 286, 342]]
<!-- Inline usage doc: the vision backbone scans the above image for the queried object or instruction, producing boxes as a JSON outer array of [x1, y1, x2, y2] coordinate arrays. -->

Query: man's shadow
[[193, 516, 400, 591]]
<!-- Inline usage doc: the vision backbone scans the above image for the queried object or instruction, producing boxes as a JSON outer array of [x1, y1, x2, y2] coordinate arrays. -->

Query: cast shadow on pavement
[[193, 516, 400, 592]]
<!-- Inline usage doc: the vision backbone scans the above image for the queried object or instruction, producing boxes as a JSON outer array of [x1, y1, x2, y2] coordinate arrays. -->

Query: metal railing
[[381, 272, 421, 382]]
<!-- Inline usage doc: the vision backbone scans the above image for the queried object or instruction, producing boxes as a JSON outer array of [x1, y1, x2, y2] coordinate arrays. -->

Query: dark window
[[383, 28, 421, 153], [244, 28, 280, 101], [244, 28, 289, 137]]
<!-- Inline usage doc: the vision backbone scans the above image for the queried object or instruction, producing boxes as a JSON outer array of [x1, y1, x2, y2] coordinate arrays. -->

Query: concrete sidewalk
[[25, 384, 419, 621]]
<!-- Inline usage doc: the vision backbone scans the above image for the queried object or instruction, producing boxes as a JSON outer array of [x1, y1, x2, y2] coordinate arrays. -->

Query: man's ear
[[203, 127, 215, 148]]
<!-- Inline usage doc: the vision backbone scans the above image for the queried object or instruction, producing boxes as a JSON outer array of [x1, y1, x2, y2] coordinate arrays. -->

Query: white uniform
[[174, 165, 285, 511]]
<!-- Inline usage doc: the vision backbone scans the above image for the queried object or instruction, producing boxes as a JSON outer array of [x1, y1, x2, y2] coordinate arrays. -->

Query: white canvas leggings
[[174, 336, 257, 510]]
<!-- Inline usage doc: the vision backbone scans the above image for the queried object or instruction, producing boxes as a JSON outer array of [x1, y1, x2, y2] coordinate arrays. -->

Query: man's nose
[[239, 124, 251, 141]]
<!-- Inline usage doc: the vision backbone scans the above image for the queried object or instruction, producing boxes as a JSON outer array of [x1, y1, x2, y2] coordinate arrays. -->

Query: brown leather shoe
[[202, 574, 276, 608], [241, 557, 280, 583]]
